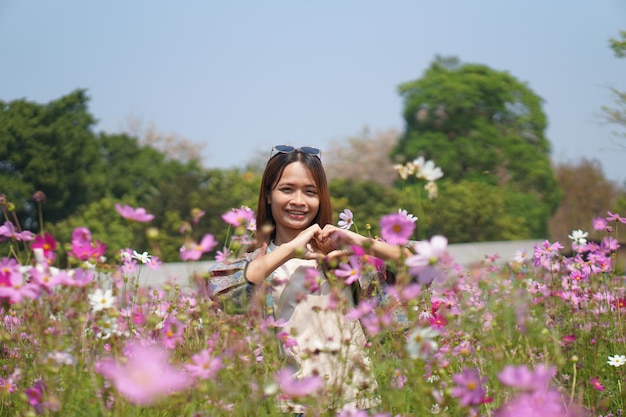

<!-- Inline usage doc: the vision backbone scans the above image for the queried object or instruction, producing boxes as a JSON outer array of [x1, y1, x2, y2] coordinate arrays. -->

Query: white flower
[[417, 159, 444, 182], [132, 250, 151, 264], [513, 249, 528, 264], [568, 229, 589, 246], [337, 209, 354, 230], [96, 314, 118, 340], [398, 208, 418, 223], [89, 288, 115, 312], [424, 181, 438, 200], [406, 326, 440, 360], [608, 354, 626, 367]]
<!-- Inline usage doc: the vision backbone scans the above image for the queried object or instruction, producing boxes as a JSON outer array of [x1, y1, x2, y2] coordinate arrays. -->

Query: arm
[[245, 224, 322, 285], [320, 225, 413, 262]]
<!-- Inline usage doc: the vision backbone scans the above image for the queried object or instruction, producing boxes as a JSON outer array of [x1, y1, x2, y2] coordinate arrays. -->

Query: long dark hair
[[255, 150, 332, 245]]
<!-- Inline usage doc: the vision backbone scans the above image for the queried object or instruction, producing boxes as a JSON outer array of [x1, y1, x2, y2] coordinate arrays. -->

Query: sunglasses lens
[[300, 146, 321, 156], [273, 145, 295, 153]]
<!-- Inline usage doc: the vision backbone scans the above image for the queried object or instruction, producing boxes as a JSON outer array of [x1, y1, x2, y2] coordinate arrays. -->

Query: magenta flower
[[275, 368, 322, 398], [184, 349, 223, 381], [589, 376, 605, 391], [334, 256, 363, 285], [451, 368, 490, 407], [72, 227, 92, 244], [96, 339, 191, 405], [179, 234, 217, 261], [114, 203, 155, 222], [379, 213, 416, 245], [30, 233, 57, 259], [68, 239, 107, 262]]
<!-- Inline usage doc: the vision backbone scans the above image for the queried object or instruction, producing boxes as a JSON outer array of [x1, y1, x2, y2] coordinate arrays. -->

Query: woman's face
[[268, 161, 320, 244]]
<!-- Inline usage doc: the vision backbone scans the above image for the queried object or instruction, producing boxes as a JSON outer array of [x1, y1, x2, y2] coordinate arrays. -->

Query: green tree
[[0, 90, 104, 228], [393, 56, 560, 239]]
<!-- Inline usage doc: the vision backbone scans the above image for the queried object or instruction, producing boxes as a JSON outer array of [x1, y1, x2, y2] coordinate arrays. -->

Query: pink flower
[[29, 267, 65, 290], [593, 217, 608, 231], [498, 364, 555, 392], [589, 376, 605, 391], [451, 368, 491, 407], [114, 203, 155, 222], [221, 206, 255, 228], [607, 211, 626, 224], [68, 239, 107, 262], [0, 221, 35, 242], [405, 235, 448, 284], [0, 260, 40, 304], [275, 368, 322, 398], [179, 234, 217, 261], [215, 247, 232, 262], [334, 256, 363, 285], [160, 316, 186, 349], [61, 268, 94, 287], [494, 389, 576, 417], [379, 213, 416, 245], [96, 339, 191, 405], [184, 349, 223, 381]]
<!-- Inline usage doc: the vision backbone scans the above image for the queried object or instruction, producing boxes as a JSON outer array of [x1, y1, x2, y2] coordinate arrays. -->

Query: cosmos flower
[[380, 213, 416, 246], [96, 339, 191, 405], [337, 209, 354, 230], [114, 203, 155, 222]]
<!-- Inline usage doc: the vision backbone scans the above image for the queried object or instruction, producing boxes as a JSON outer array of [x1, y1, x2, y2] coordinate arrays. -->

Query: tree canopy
[[392, 56, 560, 239]]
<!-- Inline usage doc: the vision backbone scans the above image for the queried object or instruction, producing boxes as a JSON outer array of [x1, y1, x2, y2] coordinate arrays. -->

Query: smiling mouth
[[287, 210, 307, 216]]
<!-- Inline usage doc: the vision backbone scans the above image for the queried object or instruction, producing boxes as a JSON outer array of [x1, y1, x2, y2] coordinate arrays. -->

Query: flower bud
[[32, 190, 47, 203]]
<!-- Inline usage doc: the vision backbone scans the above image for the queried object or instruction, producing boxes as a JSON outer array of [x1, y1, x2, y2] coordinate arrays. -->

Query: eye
[[279, 187, 292, 193], [306, 189, 318, 196]]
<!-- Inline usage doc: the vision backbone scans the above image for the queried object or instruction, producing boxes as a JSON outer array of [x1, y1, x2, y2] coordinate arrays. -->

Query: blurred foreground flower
[[114, 203, 155, 222], [451, 368, 491, 407], [380, 213, 416, 246], [96, 339, 191, 405], [275, 368, 323, 399], [179, 234, 218, 261]]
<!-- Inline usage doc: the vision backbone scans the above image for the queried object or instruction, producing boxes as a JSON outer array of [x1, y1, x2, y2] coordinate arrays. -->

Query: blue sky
[[1, 1, 625, 184]]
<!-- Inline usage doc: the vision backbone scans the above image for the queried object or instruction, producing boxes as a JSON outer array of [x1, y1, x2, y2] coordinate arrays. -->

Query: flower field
[[1, 195, 625, 416]]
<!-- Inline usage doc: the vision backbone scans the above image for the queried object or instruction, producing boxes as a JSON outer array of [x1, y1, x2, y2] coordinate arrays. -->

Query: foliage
[[1, 195, 625, 416], [392, 56, 561, 241], [426, 180, 532, 243], [0, 89, 103, 228]]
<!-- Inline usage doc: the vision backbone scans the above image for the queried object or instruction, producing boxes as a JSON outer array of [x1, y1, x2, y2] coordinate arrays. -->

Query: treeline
[[2, 57, 625, 263]]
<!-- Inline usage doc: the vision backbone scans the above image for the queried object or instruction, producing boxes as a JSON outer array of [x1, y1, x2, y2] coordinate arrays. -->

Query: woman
[[245, 145, 406, 414]]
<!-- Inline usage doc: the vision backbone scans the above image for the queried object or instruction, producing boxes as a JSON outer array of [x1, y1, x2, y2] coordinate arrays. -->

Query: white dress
[[267, 243, 381, 413]]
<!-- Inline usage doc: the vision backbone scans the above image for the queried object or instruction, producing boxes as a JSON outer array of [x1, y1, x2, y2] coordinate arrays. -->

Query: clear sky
[[1, 1, 625, 184]]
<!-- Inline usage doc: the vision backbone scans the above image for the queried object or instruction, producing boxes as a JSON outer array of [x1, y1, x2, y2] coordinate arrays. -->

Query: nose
[[291, 191, 306, 206]]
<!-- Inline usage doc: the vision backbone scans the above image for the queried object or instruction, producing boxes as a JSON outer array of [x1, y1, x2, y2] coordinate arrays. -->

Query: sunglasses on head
[[269, 145, 321, 160]]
